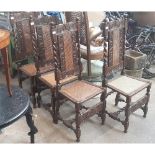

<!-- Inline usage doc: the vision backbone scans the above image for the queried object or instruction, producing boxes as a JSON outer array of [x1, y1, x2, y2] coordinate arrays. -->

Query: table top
[[0, 85, 30, 128], [0, 29, 10, 49]]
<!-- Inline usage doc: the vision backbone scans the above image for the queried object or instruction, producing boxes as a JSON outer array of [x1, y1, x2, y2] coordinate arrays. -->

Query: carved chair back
[[10, 17, 33, 62], [102, 17, 127, 85], [31, 16, 58, 75], [51, 20, 82, 86], [65, 12, 90, 46]]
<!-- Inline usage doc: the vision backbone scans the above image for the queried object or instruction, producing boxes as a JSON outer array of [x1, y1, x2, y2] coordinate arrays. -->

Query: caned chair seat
[[19, 63, 37, 77], [80, 44, 104, 60], [39, 72, 78, 88], [59, 80, 104, 103], [107, 76, 150, 96]]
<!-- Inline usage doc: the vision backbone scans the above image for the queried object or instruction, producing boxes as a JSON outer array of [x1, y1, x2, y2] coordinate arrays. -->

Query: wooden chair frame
[[10, 16, 37, 107], [51, 20, 105, 142], [102, 17, 152, 133], [30, 16, 60, 108]]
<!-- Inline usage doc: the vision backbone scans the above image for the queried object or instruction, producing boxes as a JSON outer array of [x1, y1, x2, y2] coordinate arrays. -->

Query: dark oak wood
[[102, 16, 152, 133], [51, 20, 105, 142], [31, 16, 59, 110], [10, 16, 37, 107]]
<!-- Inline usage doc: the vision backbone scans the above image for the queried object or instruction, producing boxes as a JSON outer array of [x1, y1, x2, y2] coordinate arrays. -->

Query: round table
[[0, 85, 38, 143], [0, 29, 12, 96]]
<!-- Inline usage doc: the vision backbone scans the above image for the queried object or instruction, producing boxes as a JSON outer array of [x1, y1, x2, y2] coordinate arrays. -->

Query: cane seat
[[19, 63, 37, 77], [107, 76, 150, 96], [60, 80, 103, 103], [39, 72, 78, 88]]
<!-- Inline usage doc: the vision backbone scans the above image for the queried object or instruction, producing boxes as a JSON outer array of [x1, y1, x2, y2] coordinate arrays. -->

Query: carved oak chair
[[10, 15, 59, 108], [30, 18, 56, 109], [30, 15, 62, 108], [31, 17, 75, 114], [9, 12, 42, 77], [65, 12, 104, 78], [10, 16, 37, 107], [51, 20, 105, 142], [101, 17, 152, 133]]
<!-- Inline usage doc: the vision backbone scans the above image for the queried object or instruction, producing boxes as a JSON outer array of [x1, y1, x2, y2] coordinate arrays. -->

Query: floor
[[0, 60, 155, 143]]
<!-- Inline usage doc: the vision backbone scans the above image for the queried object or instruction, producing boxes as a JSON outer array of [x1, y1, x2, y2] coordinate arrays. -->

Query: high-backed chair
[[9, 12, 42, 77], [101, 17, 152, 133], [30, 15, 61, 108], [31, 17, 76, 117], [31, 17, 56, 109], [10, 15, 59, 108], [65, 12, 104, 78], [51, 20, 105, 142], [10, 16, 37, 107]]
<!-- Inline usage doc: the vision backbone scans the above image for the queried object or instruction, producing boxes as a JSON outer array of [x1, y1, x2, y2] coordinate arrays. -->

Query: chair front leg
[[100, 90, 107, 125], [143, 85, 151, 118], [54, 92, 61, 124], [124, 96, 131, 133], [75, 104, 81, 142]]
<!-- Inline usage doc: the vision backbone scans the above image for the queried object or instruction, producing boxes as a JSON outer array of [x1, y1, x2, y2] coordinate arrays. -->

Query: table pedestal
[[0, 85, 38, 143]]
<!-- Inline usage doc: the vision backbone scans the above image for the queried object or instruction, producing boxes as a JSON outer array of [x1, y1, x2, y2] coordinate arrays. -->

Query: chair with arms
[[101, 17, 152, 133], [65, 12, 104, 79], [51, 20, 105, 142]]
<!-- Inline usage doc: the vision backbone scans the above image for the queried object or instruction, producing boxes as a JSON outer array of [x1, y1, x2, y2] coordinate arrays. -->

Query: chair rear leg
[[115, 93, 120, 106], [18, 69, 23, 88], [87, 59, 91, 77], [36, 79, 42, 108], [51, 89, 57, 123], [124, 97, 131, 133], [37, 91, 42, 108], [30, 77, 36, 108]]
